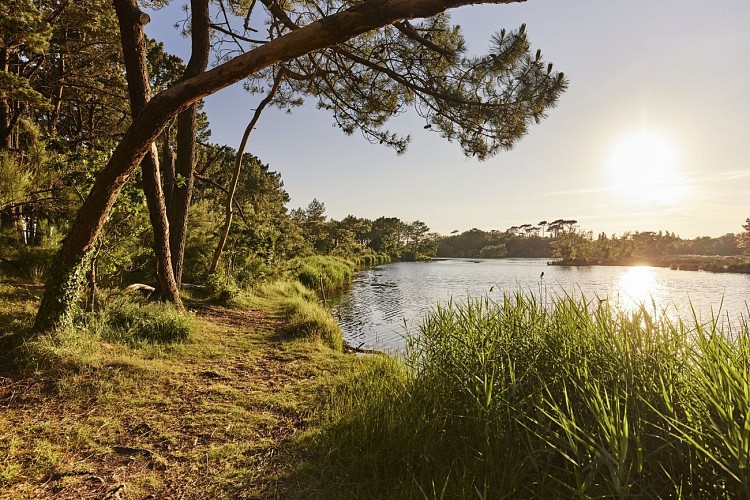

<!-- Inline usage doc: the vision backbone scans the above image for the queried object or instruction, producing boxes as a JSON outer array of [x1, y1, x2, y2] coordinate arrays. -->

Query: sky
[[145, 0, 750, 238]]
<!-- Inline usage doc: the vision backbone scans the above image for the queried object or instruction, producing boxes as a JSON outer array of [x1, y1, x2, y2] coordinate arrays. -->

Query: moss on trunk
[[33, 249, 92, 332]]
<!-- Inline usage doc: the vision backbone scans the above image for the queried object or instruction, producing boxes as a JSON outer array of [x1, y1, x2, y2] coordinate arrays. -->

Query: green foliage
[[228, 279, 343, 351], [0, 71, 51, 109], [307, 293, 750, 497], [191, 149, 306, 284], [0, 153, 31, 210], [290, 255, 356, 292], [479, 243, 507, 258], [205, 271, 242, 304], [739, 218, 750, 253], [5, 244, 56, 282], [182, 200, 221, 282], [438, 227, 551, 258], [147, 40, 186, 92], [439, 224, 747, 262], [353, 251, 391, 267], [251, 16, 566, 159], [0, 0, 51, 54], [550, 231, 593, 262]]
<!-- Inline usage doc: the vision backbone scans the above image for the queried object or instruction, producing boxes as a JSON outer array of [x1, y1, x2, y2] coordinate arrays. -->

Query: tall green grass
[[290, 256, 356, 292], [14, 293, 197, 375], [223, 255, 355, 350], [230, 280, 343, 350], [352, 252, 391, 267], [306, 293, 750, 498]]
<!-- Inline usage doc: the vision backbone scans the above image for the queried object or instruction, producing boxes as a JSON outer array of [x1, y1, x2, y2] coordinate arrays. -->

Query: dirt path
[[0, 302, 342, 499]]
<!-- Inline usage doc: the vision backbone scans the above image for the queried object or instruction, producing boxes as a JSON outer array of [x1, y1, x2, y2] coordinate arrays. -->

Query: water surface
[[332, 258, 750, 351]]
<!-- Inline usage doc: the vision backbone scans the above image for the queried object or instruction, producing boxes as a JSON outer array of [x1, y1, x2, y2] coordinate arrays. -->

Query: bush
[[226, 279, 344, 351], [100, 297, 195, 345], [0, 238, 57, 282], [354, 252, 391, 267], [205, 271, 242, 304]]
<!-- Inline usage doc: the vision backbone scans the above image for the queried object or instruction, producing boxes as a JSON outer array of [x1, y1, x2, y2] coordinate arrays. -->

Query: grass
[[294, 292, 750, 498], [352, 251, 391, 267], [0, 280, 368, 498], [205, 255, 352, 351], [289, 255, 356, 292], [230, 280, 343, 350], [10, 272, 746, 498]]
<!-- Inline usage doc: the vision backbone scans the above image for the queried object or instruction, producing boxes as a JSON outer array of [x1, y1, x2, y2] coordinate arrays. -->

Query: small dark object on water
[[540, 272, 544, 279], [490, 286, 495, 292]]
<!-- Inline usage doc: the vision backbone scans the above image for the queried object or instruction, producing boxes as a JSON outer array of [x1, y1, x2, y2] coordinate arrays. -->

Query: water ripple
[[333, 258, 750, 351]]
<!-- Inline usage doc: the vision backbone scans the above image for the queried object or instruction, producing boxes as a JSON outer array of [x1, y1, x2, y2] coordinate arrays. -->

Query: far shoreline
[[548, 254, 750, 274]]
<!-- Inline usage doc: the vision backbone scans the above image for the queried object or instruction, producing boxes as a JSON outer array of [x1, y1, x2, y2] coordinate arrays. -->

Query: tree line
[[436, 223, 750, 261]]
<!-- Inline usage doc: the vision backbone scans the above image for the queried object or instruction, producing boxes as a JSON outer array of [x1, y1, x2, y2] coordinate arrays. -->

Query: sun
[[606, 131, 685, 205]]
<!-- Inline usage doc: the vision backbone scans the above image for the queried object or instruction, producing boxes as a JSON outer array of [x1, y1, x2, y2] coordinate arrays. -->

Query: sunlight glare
[[607, 131, 686, 205], [617, 266, 657, 310]]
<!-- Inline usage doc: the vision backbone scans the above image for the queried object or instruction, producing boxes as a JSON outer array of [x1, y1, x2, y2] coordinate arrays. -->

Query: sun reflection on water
[[616, 266, 658, 311]]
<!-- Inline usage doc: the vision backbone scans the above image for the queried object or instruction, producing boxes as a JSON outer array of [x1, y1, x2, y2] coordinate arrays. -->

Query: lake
[[332, 258, 750, 351]]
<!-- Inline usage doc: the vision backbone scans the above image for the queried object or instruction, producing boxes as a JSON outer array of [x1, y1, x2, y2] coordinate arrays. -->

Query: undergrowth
[[289, 255, 356, 292], [209, 255, 354, 351], [17, 292, 197, 374]]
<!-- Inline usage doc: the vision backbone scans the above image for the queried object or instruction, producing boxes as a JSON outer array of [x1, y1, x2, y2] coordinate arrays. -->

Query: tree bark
[[0, 48, 9, 150], [49, 40, 65, 135], [114, 0, 182, 307], [34, 0, 526, 332], [169, 0, 211, 286], [160, 127, 176, 214], [208, 70, 283, 275]]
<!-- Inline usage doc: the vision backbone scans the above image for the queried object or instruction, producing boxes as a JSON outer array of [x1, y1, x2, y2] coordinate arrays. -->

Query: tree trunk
[[169, 0, 210, 286], [160, 127, 176, 214], [34, 0, 524, 332], [114, 0, 182, 307], [209, 70, 283, 274], [49, 41, 65, 135], [86, 252, 97, 312], [0, 48, 9, 150]]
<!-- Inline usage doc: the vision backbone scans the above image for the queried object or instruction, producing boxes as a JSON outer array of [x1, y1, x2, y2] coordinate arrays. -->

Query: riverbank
[[551, 254, 750, 273], [0, 281, 370, 498], [4, 271, 749, 498]]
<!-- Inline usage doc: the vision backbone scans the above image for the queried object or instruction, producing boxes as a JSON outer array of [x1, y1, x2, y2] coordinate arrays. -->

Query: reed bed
[[310, 292, 750, 498], [290, 256, 357, 292]]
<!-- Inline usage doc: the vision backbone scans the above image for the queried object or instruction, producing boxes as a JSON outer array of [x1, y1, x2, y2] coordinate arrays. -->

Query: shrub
[[205, 271, 242, 304], [227, 279, 344, 351], [67, 294, 196, 346], [99, 297, 196, 345]]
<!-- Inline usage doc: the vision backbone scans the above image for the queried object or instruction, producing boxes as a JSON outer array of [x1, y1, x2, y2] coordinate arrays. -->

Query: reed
[[306, 292, 750, 498], [290, 256, 356, 292]]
